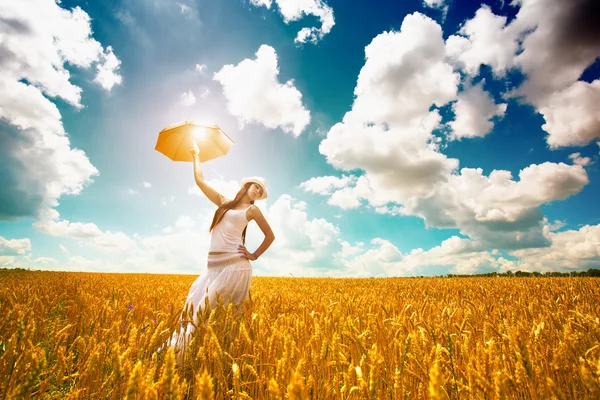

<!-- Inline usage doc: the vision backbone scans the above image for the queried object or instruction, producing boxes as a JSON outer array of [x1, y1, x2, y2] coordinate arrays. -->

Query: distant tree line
[[445, 268, 600, 278], [2, 267, 600, 278]]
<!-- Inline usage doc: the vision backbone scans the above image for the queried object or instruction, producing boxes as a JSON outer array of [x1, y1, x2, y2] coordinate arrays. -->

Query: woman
[[162, 143, 275, 364]]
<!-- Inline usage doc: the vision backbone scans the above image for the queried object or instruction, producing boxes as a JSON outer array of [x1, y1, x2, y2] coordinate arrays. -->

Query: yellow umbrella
[[154, 120, 235, 162]]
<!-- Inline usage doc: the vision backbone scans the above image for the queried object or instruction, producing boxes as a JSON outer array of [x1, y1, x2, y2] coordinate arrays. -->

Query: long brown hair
[[209, 182, 255, 245]]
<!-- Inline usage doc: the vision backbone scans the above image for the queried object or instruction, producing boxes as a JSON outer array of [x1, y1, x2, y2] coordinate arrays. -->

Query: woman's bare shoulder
[[246, 204, 263, 219]]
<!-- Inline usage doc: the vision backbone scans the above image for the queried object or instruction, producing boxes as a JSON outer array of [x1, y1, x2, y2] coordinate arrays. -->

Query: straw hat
[[240, 176, 268, 200]]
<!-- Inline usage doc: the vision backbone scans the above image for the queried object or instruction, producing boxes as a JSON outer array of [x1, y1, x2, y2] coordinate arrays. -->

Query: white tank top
[[208, 205, 254, 253]]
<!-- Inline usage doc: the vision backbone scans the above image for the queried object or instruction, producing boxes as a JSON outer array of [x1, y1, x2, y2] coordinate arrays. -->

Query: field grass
[[1, 270, 599, 399]]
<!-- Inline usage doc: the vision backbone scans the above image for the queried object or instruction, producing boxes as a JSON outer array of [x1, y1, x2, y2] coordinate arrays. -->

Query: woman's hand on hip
[[238, 245, 257, 261]]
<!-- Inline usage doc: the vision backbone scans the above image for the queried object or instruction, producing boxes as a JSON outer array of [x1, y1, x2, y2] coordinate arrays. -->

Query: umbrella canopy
[[155, 120, 235, 162]]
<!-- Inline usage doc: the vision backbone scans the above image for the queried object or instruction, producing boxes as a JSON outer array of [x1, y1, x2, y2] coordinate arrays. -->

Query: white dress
[[161, 205, 254, 363]]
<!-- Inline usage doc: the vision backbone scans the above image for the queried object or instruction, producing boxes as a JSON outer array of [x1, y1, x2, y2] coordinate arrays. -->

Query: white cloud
[[0, 0, 121, 220], [448, 80, 507, 140], [510, 0, 600, 105], [35, 257, 57, 264], [28, 212, 213, 273], [180, 90, 196, 106], [400, 162, 588, 249], [307, 163, 588, 251], [33, 211, 136, 254], [143, 181, 152, 188], [446, 1, 600, 148], [178, 3, 191, 15], [250, 0, 335, 44], [24, 195, 345, 275], [299, 174, 357, 195], [423, 0, 445, 8], [334, 240, 365, 260], [309, 10, 591, 252], [199, 88, 210, 98], [174, 215, 196, 230], [511, 224, 600, 272], [422, 0, 448, 19], [445, 5, 520, 76], [350, 14, 459, 126], [94, 46, 123, 91], [569, 152, 592, 167], [195, 63, 207, 73], [248, 194, 344, 276], [0, 236, 31, 255], [334, 235, 516, 277], [128, 188, 140, 195], [539, 80, 600, 148], [317, 13, 460, 203], [214, 45, 310, 136], [0, 256, 17, 267], [335, 238, 406, 277]]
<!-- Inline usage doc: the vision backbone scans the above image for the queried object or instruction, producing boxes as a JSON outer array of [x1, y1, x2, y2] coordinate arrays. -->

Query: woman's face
[[249, 183, 263, 200]]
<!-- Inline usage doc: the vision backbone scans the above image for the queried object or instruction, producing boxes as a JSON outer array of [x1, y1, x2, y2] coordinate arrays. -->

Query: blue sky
[[1, 0, 599, 276]]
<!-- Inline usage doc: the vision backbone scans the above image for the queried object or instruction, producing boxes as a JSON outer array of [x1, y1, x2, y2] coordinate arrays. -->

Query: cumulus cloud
[[511, 224, 600, 272], [314, 13, 460, 203], [299, 175, 357, 195], [35, 257, 57, 264], [333, 236, 515, 277], [250, 0, 335, 44], [27, 211, 214, 273], [350, 15, 459, 126], [214, 45, 310, 136], [446, 0, 600, 147], [33, 210, 136, 254], [316, 14, 461, 208], [307, 161, 588, 250], [199, 88, 210, 98], [0, 236, 31, 255], [305, 11, 591, 252], [180, 90, 196, 106], [334, 240, 365, 260], [445, 5, 520, 77], [423, 0, 446, 8], [0, 256, 17, 267], [448, 80, 507, 140], [569, 152, 592, 167], [94, 46, 123, 90], [539, 80, 600, 148], [403, 163, 588, 249], [0, 0, 122, 220], [174, 215, 195, 230], [246, 194, 345, 276], [19, 193, 352, 276]]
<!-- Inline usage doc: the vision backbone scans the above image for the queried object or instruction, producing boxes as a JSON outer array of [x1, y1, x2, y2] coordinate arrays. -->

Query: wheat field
[[1, 270, 599, 399]]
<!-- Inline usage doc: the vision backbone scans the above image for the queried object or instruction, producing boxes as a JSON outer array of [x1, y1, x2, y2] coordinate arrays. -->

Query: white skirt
[[162, 252, 252, 363]]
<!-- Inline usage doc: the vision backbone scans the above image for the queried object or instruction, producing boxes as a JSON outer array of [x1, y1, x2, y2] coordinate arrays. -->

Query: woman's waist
[[207, 252, 250, 269], [208, 250, 242, 256]]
